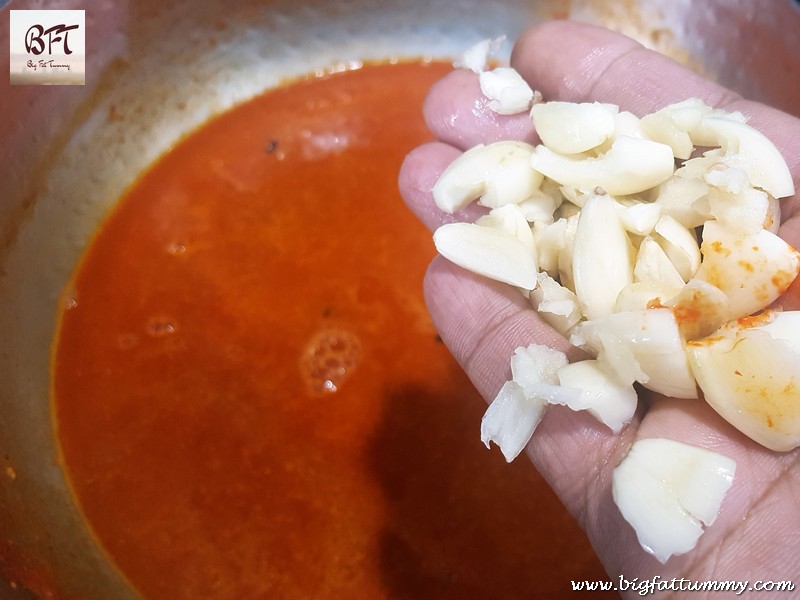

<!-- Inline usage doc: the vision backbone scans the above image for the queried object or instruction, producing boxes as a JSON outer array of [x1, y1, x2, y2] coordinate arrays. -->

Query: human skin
[[399, 20, 800, 596]]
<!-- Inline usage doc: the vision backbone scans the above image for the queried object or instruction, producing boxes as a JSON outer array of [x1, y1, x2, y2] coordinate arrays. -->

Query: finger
[[423, 69, 538, 150], [398, 141, 489, 231], [511, 21, 738, 121]]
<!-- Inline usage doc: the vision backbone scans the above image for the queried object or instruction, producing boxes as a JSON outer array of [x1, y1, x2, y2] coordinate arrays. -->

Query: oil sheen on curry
[[52, 62, 607, 599]]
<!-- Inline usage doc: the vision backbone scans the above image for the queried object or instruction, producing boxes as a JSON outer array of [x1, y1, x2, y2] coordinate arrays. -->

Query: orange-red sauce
[[53, 62, 608, 599]]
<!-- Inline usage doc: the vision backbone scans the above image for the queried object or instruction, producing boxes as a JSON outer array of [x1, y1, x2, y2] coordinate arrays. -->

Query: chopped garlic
[[555, 360, 637, 432], [433, 141, 541, 213], [664, 279, 731, 341], [572, 193, 634, 320], [652, 215, 701, 282], [692, 117, 795, 199], [433, 219, 538, 290], [530, 136, 675, 196], [430, 90, 797, 476], [531, 101, 617, 154], [530, 272, 582, 335], [614, 199, 661, 237], [612, 438, 736, 563], [476, 204, 536, 255], [434, 45, 800, 563], [479, 67, 535, 115], [687, 311, 800, 451], [570, 309, 698, 399], [453, 36, 506, 73], [510, 343, 568, 392], [638, 98, 739, 159], [481, 345, 570, 461], [707, 186, 770, 236], [694, 220, 800, 320], [654, 174, 711, 229], [481, 380, 545, 462], [633, 237, 685, 294]]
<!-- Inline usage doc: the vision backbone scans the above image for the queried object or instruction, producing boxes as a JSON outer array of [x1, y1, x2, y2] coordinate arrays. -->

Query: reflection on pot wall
[[0, 1, 798, 598]]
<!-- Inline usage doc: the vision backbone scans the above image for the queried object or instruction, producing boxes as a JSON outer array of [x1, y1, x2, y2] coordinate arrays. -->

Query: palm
[[400, 21, 800, 593]]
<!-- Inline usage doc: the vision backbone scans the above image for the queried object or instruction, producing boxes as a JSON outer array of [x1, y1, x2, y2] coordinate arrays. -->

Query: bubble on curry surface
[[301, 328, 363, 394]]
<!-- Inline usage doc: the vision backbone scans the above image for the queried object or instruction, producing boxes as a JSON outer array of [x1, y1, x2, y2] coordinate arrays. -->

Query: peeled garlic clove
[[572, 193, 635, 320], [612, 438, 736, 563], [557, 213, 580, 292], [481, 344, 570, 462], [515, 190, 561, 224], [453, 35, 506, 73], [530, 272, 582, 335], [614, 199, 661, 237], [765, 195, 781, 235], [433, 141, 542, 213], [654, 174, 711, 230], [634, 236, 686, 293], [532, 218, 565, 276], [433, 144, 487, 213], [555, 359, 638, 432], [687, 311, 800, 451], [665, 279, 731, 341], [481, 151, 544, 210], [640, 108, 696, 160], [510, 343, 568, 390], [530, 136, 675, 196], [433, 221, 538, 290], [693, 117, 795, 199], [612, 110, 645, 140], [704, 163, 750, 194], [571, 309, 698, 399], [479, 67, 535, 115], [615, 281, 674, 312], [653, 215, 701, 282], [694, 220, 800, 320], [531, 101, 618, 155], [481, 381, 545, 462], [706, 185, 770, 236], [638, 98, 734, 160], [476, 204, 536, 255]]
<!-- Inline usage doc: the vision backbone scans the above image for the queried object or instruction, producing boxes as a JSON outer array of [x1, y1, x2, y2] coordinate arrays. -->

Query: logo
[[9, 10, 85, 85]]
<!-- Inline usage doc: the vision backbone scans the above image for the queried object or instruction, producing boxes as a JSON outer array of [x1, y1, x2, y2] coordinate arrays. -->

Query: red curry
[[52, 62, 608, 599]]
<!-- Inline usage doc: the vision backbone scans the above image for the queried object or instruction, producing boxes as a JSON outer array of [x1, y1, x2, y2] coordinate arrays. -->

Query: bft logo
[[25, 23, 80, 56], [10, 10, 85, 85]]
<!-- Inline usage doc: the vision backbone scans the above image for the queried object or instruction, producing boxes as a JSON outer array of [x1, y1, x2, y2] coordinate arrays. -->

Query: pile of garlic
[[433, 44, 798, 563]]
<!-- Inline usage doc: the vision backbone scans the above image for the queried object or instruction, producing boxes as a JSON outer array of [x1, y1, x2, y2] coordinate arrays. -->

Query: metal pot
[[0, 1, 798, 597]]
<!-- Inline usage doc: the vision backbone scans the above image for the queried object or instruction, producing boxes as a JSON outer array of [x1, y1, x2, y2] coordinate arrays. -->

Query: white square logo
[[9, 9, 85, 85]]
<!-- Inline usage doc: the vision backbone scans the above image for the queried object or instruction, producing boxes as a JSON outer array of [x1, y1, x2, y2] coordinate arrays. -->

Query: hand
[[400, 21, 800, 592]]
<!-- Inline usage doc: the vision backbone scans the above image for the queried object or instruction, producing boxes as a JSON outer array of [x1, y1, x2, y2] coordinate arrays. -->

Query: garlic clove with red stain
[[570, 308, 698, 399], [664, 279, 731, 341], [686, 310, 800, 451], [694, 221, 800, 320]]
